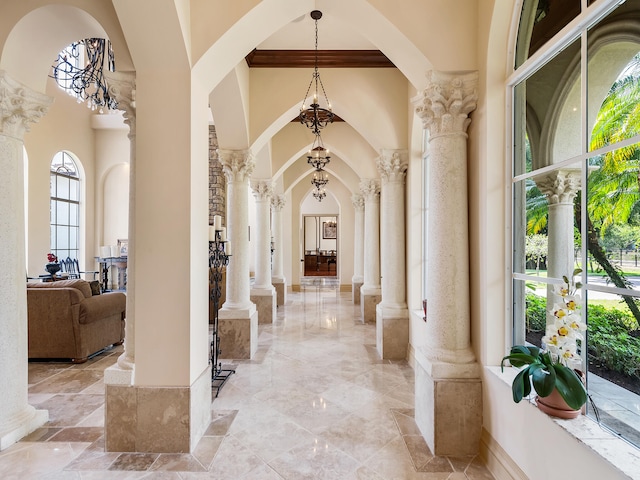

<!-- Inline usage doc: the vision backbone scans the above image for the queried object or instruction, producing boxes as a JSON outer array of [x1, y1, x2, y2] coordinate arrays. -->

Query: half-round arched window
[[50, 151, 80, 261]]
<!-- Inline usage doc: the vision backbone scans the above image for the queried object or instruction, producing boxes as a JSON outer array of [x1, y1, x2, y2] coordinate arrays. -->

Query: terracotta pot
[[536, 389, 581, 419]]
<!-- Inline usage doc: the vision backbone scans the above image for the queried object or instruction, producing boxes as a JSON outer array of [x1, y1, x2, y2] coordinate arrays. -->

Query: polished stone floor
[[3, 280, 495, 479]]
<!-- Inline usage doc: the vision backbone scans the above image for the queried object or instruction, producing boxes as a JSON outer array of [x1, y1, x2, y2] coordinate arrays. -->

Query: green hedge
[[588, 304, 640, 378], [525, 293, 640, 379], [525, 293, 546, 332]]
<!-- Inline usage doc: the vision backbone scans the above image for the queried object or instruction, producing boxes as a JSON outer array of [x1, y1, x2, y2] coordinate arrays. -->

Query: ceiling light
[[299, 10, 334, 135]]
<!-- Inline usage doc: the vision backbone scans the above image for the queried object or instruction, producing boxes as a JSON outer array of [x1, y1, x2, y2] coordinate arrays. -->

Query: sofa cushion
[[89, 280, 101, 296], [78, 292, 126, 325], [27, 279, 93, 299]]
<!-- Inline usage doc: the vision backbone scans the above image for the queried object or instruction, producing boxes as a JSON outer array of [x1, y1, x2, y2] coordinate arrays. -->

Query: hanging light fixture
[[50, 38, 118, 111], [312, 186, 327, 202], [307, 133, 331, 170], [311, 170, 328, 189], [299, 10, 334, 135]]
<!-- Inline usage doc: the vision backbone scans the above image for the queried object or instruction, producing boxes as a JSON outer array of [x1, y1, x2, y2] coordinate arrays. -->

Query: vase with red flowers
[[45, 253, 61, 275]]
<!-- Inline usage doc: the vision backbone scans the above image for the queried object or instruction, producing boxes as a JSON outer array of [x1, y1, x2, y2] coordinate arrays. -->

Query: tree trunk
[[576, 203, 640, 322]]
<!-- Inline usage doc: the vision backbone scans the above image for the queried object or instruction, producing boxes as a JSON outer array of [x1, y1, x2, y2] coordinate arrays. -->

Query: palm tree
[[584, 53, 640, 321], [526, 53, 640, 322]]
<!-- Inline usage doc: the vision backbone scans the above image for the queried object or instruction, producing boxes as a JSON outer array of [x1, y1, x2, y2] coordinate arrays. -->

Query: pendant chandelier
[[299, 10, 334, 135], [311, 170, 328, 189], [312, 186, 327, 202], [307, 133, 331, 170]]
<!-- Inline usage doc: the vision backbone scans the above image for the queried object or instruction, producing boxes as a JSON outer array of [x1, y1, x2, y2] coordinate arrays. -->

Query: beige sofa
[[27, 279, 126, 363]]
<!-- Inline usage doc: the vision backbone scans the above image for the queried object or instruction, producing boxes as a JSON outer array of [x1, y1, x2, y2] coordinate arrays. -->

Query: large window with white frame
[[50, 151, 80, 261], [511, 0, 640, 448]]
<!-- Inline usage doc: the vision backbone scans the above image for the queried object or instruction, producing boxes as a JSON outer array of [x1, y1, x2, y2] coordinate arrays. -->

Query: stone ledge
[[486, 366, 640, 480]]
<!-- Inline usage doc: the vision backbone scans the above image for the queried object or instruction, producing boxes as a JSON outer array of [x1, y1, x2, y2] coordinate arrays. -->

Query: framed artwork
[[117, 239, 129, 257], [322, 222, 337, 239]]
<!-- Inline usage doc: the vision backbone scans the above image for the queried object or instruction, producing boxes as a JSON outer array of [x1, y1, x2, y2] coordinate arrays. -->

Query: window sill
[[486, 366, 640, 480]]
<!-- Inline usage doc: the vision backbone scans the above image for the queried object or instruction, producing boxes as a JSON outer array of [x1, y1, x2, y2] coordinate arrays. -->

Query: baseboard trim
[[479, 428, 527, 480]]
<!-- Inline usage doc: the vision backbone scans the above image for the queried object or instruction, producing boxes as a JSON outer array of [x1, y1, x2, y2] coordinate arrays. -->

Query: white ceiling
[[257, 11, 376, 50]]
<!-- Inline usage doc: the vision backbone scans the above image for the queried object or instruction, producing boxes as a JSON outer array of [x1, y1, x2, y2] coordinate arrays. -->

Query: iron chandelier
[[307, 133, 331, 170], [299, 10, 334, 135]]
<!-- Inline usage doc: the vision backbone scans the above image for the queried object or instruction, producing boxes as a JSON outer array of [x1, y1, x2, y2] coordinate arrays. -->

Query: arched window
[[511, 0, 640, 448], [50, 151, 80, 261]]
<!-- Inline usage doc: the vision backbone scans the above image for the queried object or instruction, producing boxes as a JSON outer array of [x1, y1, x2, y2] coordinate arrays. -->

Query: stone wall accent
[[209, 126, 225, 225]]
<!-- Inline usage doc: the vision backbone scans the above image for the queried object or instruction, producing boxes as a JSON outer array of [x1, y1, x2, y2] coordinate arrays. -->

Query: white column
[[360, 179, 381, 323], [0, 71, 52, 450], [220, 150, 254, 309], [271, 194, 286, 306], [250, 180, 276, 324], [534, 170, 580, 281], [375, 150, 409, 359], [412, 70, 481, 456], [351, 194, 364, 304], [534, 169, 580, 325], [377, 150, 408, 309], [218, 150, 258, 358], [104, 71, 137, 374]]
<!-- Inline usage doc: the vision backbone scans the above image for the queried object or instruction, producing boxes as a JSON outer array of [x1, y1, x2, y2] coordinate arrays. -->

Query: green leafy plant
[[502, 270, 588, 411], [501, 345, 587, 410]]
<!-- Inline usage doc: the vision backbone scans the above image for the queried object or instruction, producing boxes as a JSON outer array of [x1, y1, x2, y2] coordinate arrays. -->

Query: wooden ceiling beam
[[245, 49, 395, 68]]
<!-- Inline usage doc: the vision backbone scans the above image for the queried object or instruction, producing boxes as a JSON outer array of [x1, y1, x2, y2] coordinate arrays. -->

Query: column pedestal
[[104, 366, 211, 452], [272, 277, 286, 306], [352, 280, 363, 304], [361, 287, 381, 324], [376, 304, 409, 359], [250, 287, 276, 325], [0, 407, 48, 451], [218, 305, 258, 359], [414, 347, 482, 456]]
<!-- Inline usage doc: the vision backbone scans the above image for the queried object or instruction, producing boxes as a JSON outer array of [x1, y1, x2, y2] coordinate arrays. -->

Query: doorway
[[303, 215, 337, 277]]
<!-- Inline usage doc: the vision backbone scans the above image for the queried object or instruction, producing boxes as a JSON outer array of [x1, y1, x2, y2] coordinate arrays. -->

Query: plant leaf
[[502, 352, 537, 368], [512, 368, 531, 403], [553, 364, 587, 410], [531, 364, 555, 397]]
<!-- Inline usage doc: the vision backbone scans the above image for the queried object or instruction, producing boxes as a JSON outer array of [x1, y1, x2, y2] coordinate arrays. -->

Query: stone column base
[[376, 305, 409, 359], [360, 287, 381, 324], [272, 280, 286, 306], [250, 287, 276, 324], [104, 365, 211, 453], [352, 281, 363, 304], [218, 305, 258, 358], [0, 406, 48, 450], [414, 347, 482, 456]]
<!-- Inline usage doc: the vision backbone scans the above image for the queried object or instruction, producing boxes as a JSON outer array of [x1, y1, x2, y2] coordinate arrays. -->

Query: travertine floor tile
[[6, 286, 494, 479]]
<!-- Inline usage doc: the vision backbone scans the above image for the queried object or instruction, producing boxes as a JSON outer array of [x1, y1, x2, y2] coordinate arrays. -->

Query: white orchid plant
[[502, 269, 588, 410], [543, 270, 587, 368]]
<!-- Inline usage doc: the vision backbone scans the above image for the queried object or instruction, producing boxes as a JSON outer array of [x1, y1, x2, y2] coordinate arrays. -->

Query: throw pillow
[[89, 280, 101, 296]]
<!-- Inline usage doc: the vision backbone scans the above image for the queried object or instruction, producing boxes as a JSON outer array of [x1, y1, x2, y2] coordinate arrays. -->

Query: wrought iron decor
[[50, 38, 118, 111], [209, 228, 235, 396]]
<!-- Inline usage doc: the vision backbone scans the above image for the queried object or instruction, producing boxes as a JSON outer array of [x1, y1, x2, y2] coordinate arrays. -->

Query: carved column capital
[[360, 179, 380, 202], [0, 71, 52, 139], [534, 169, 582, 205], [377, 149, 408, 183], [251, 180, 274, 201], [105, 71, 136, 137], [412, 70, 478, 138], [351, 194, 365, 211], [271, 194, 286, 211], [219, 149, 255, 183]]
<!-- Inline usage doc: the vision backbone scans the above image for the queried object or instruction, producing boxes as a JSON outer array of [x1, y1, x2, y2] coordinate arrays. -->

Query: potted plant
[[502, 269, 588, 418]]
